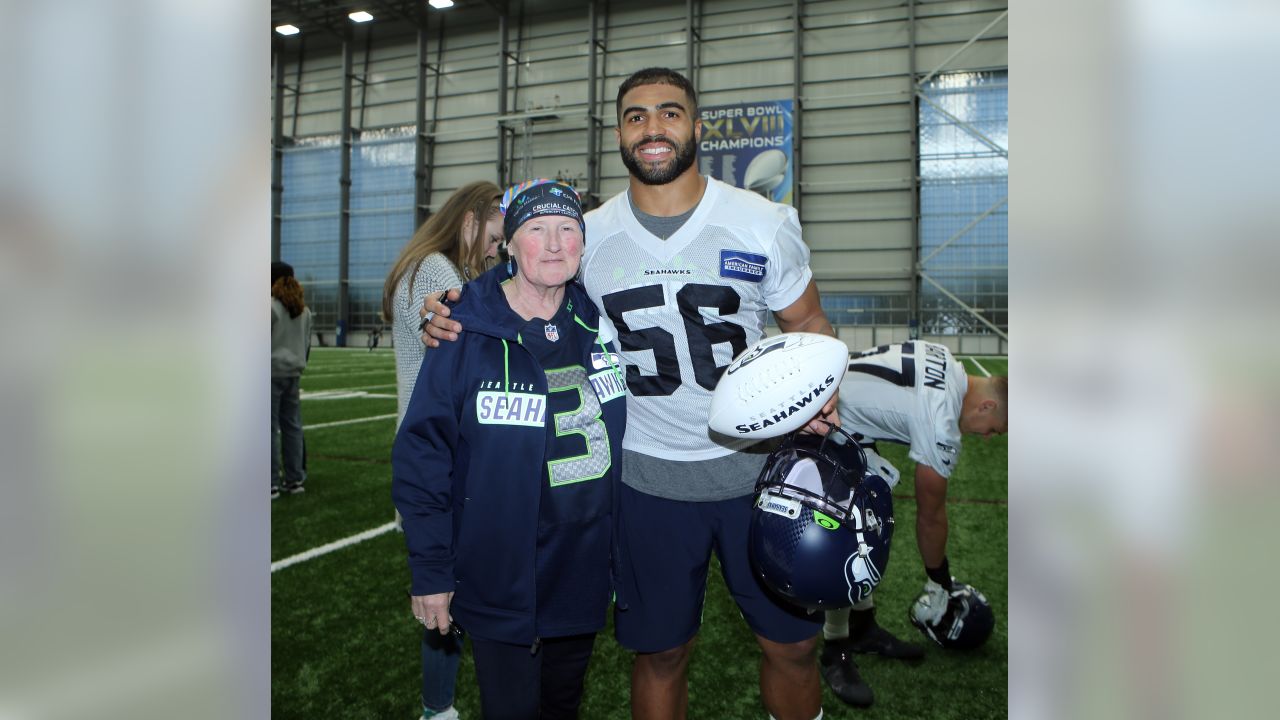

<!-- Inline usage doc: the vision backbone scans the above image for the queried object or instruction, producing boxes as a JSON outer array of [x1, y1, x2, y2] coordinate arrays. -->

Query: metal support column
[[357, 22, 374, 130], [586, 0, 600, 208], [425, 20, 446, 209], [496, 11, 510, 186], [414, 6, 430, 225], [908, 0, 921, 336], [272, 45, 286, 262], [338, 27, 354, 344], [290, 36, 305, 138], [791, 0, 803, 217], [685, 0, 695, 78]]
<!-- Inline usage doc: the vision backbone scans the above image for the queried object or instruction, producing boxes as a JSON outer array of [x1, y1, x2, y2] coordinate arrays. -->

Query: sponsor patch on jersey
[[588, 368, 626, 403], [590, 351, 620, 370], [719, 250, 768, 282], [475, 391, 546, 427]]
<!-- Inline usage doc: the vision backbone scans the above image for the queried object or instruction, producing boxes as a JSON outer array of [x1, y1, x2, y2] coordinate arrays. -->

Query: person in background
[[382, 181, 504, 720], [820, 341, 1008, 708], [393, 179, 625, 720], [271, 261, 313, 499]]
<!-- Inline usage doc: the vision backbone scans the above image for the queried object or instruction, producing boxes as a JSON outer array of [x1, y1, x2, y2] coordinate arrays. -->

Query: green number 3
[[545, 366, 612, 487]]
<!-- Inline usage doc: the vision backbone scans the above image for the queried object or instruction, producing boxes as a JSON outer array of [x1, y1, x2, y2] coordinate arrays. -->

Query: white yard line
[[303, 369, 394, 378], [969, 357, 992, 377], [304, 414, 397, 431], [301, 390, 397, 401], [271, 521, 399, 573]]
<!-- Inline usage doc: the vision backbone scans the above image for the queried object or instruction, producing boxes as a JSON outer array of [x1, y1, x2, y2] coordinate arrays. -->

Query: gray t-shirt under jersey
[[622, 192, 769, 501], [629, 192, 698, 240], [622, 445, 773, 502]]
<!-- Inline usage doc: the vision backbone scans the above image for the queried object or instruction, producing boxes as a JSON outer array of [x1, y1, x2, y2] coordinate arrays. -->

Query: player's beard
[[620, 134, 697, 186]]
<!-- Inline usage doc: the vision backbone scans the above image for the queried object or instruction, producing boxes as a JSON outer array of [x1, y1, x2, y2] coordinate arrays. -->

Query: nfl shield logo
[[544, 323, 559, 342]]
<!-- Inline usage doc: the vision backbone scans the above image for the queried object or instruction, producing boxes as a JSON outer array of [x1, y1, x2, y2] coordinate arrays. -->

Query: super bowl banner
[[698, 100, 795, 206]]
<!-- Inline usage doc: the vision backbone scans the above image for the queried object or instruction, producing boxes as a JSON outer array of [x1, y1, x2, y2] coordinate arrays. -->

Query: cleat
[[271, 486, 281, 500], [283, 482, 306, 494], [847, 610, 925, 661], [819, 638, 874, 708]]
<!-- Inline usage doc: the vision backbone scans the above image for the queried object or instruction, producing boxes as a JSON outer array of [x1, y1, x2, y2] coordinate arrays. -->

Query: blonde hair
[[272, 276, 306, 318], [381, 181, 502, 321]]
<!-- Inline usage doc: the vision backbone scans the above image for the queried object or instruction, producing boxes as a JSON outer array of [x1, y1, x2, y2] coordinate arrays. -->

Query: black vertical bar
[[685, 0, 695, 79], [338, 26, 354, 342], [908, 0, 921, 336], [497, 11, 509, 186], [425, 18, 446, 213], [415, 5, 429, 226], [358, 22, 374, 131], [792, 0, 803, 217], [586, 0, 599, 207], [272, 44, 286, 262], [291, 35, 305, 138]]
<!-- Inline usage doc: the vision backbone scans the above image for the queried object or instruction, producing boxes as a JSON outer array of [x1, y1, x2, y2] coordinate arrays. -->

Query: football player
[[819, 341, 1007, 707]]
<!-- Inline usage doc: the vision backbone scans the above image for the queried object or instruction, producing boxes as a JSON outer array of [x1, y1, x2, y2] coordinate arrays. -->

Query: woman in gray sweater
[[271, 261, 313, 499]]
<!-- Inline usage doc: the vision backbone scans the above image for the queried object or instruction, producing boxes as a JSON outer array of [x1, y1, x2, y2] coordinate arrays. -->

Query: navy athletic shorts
[[613, 483, 822, 653]]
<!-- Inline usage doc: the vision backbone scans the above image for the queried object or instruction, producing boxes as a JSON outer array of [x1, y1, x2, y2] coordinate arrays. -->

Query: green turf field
[[273, 347, 1008, 719]]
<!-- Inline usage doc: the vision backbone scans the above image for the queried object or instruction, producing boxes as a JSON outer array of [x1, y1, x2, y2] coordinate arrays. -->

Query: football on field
[[708, 332, 848, 440]]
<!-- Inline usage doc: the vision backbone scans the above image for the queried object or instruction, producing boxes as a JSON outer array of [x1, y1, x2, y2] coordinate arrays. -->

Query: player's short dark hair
[[615, 67, 698, 123], [991, 376, 1008, 407]]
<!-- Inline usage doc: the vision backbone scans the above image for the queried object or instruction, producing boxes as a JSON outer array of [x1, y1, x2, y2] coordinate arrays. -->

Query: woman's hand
[[411, 591, 455, 635]]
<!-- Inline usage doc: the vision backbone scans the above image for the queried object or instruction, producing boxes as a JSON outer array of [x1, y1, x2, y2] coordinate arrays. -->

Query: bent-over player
[[820, 341, 1007, 708]]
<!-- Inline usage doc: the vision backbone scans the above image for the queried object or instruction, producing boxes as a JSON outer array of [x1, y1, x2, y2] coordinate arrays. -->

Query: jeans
[[422, 626, 463, 712], [271, 376, 305, 488]]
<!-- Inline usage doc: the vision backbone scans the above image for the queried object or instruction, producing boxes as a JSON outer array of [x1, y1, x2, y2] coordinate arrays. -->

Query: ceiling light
[[428, 0, 455, 9], [349, 11, 373, 22], [275, 24, 300, 36]]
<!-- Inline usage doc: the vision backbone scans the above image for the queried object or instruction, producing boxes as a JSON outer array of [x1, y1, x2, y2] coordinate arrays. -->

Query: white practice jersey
[[581, 177, 813, 460], [837, 341, 967, 478]]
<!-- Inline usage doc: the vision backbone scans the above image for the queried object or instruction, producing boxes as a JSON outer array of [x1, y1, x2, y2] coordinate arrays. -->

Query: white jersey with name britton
[[837, 341, 967, 478], [580, 176, 813, 461]]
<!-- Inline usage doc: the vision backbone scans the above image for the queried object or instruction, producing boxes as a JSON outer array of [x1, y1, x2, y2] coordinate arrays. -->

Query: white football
[[744, 149, 788, 194], [709, 332, 848, 440]]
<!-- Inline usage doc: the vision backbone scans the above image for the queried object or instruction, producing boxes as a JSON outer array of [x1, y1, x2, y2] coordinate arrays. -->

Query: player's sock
[[823, 607, 850, 640]]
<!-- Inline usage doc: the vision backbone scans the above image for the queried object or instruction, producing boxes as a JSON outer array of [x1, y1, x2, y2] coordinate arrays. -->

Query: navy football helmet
[[748, 427, 895, 610], [910, 581, 995, 650]]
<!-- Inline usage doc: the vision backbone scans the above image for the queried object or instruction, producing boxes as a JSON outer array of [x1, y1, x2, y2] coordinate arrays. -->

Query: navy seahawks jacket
[[392, 264, 627, 645]]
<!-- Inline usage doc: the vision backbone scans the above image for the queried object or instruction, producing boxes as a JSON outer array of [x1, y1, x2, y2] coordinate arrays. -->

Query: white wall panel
[[801, 161, 913, 191], [805, 218, 910, 248], [804, 105, 912, 136], [362, 104, 415, 128], [803, 190, 912, 222], [804, 133, 911, 165], [916, 39, 1006, 72]]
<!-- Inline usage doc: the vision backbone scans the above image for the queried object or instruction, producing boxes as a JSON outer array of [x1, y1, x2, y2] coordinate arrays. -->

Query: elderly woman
[[392, 180, 626, 720]]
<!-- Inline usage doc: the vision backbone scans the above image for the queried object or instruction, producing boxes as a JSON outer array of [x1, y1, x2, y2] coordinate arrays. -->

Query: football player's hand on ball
[[909, 578, 995, 650]]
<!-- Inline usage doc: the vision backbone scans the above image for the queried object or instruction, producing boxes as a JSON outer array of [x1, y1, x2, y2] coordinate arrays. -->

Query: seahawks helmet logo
[[842, 509, 881, 604]]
